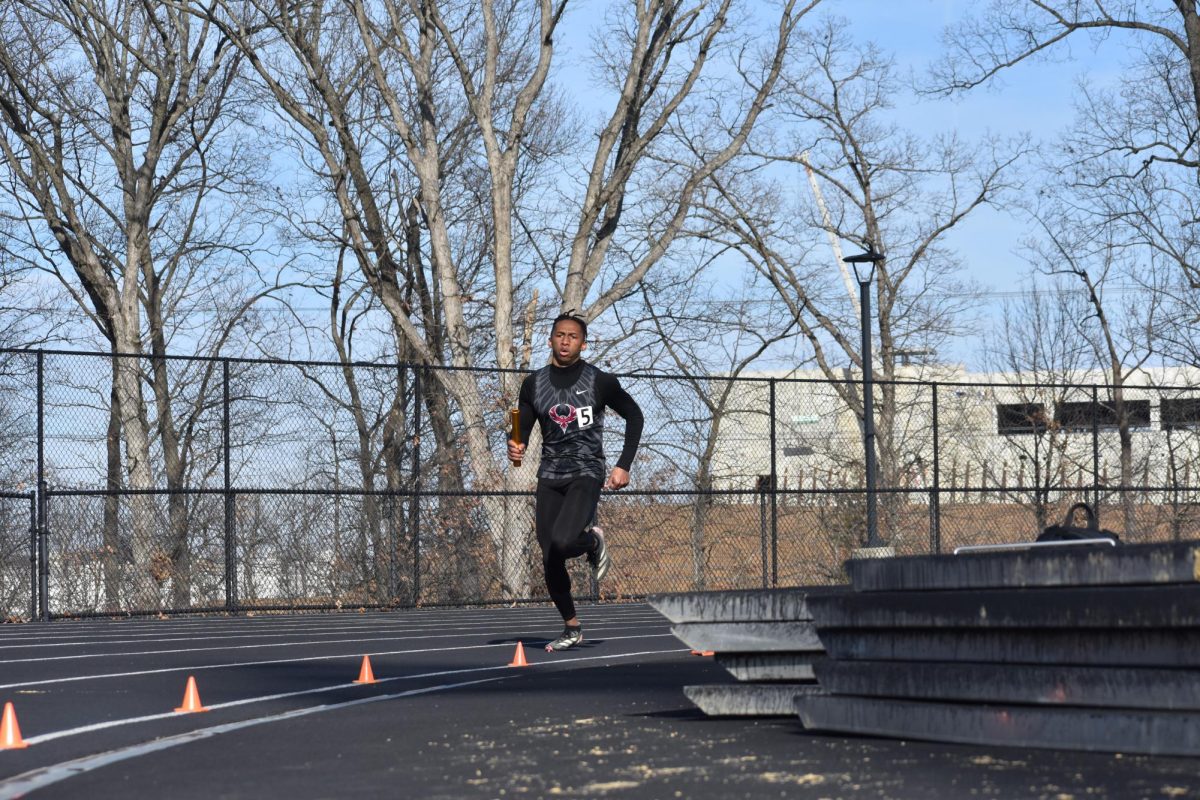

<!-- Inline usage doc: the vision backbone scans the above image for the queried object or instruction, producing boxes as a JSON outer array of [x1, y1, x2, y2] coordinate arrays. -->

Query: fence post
[[223, 359, 237, 610], [757, 474, 769, 589], [411, 365, 423, 605], [36, 350, 48, 621], [386, 361, 404, 604], [769, 378, 778, 588], [395, 362, 409, 604], [387, 493, 397, 604], [931, 382, 941, 554], [28, 493, 36, 622], [1091, 384, 1101, 519]]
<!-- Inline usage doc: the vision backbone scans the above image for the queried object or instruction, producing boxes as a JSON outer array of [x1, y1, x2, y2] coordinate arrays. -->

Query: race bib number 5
[[577, 405, 594, 428]]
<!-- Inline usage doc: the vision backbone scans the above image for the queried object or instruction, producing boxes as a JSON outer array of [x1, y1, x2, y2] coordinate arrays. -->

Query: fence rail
[[2, 347, 1199, 621]]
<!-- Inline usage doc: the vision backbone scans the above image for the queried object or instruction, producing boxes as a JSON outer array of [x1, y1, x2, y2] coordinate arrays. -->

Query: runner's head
[[549, 312, 587, 366]]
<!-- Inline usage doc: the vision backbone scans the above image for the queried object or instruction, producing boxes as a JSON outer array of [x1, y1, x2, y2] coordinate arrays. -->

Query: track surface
[[0, 603, 1197, 799]]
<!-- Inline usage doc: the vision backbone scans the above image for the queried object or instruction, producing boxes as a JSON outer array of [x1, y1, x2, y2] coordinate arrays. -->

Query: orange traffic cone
[[353, 655, 376, 684], [508, 641, 528, 667], [1, 702, 28, 749], [174, 676, 210, 713]]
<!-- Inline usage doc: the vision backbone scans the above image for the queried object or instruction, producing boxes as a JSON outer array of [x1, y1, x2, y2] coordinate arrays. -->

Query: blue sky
[[846, 0, 1076, 286], [605, 1, 1143, 367], [21, 1, 1126, 368], [550, 0, 1124, 367], [840, 1, 1132, 367], [804, 1, 1125, 292]]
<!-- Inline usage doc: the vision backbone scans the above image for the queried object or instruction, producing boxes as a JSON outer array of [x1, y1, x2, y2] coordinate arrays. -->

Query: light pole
[[843, 244, 885, 549]]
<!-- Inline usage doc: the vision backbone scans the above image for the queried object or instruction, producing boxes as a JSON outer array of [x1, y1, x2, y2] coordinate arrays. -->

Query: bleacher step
[[671, 621, 823, 654], [813, 660, 1200, 710], [818, 628, 1198, 666], [796, 695, 1200, 757], [648, 587, 837, 624], [807, 584, 1200, 629], [716, 652, 818, 682], [684, 683, 823, 717], [846, 542, 1200, 592]]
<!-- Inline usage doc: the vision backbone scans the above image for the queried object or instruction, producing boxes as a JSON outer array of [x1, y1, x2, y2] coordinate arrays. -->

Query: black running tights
[[536, 476, 602, 621]]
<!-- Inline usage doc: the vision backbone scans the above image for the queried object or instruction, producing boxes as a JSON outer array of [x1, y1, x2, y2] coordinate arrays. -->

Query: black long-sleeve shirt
[[517, 359, 643, 480]]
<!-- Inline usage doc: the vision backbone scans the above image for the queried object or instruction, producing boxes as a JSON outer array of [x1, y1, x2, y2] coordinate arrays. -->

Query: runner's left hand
[[605, 467, 629, 490]]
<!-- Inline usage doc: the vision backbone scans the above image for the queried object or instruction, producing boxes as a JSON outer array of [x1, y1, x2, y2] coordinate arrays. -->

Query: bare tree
[[933, 2, 1200, 533], [934, 1, 1200, 354], [205, 0, 811, 596], [932, 1, 1200, 139], [982, 282, 1094, 534], [614, 262, 800, 589], [0, 0, 280, 608], [1021, 203, 1161, 536], [290, 249, 416, 603], [698, 18, 1028, 544]]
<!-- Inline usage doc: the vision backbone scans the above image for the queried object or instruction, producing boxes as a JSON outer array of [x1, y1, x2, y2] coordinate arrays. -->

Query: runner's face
[[549, 320, 586, 366]]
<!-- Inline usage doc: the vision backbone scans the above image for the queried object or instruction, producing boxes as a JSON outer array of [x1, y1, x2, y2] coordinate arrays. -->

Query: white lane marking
[[0, 619, 670, 666], [0, 618, 668, 664], [0, 609, 660, 638], [0, 614, 662, 642], [0, 633, 676, 690], [0, 605, 658, 632], [0, 606, 655, 633], [0, 612, 667, 650], [0, 677, 510, 800], [22, 647, 688, 746], [0, 607, 663, 644]]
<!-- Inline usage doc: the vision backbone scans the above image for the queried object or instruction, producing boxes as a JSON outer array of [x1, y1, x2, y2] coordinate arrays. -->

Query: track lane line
[[0, 607, 664, 644], [0, 607, 660, 634], [0, 618, 668, 663], [0, 678, 509, 800], [0, 619, 671, 666], [0, 607, 656, 634], [0, 648, 691, 799], [0, 612, 667, 651], [0, 632, 677, 690], [21, 647, 689, 746]]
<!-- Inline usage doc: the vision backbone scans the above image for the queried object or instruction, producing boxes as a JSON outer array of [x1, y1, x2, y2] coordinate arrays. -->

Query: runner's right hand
[[507, 440, 526, 462]]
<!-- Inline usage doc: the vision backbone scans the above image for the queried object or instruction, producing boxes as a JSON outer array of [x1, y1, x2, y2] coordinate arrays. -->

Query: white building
[[711, 365, 1200, 498]]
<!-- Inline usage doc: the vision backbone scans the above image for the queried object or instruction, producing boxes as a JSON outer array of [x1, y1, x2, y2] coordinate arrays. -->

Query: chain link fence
[[0, 492, 35, 622], [2, 348, 1199, 620]]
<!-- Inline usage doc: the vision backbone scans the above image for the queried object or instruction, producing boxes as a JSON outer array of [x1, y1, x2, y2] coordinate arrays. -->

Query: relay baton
[[509, 408, 522, 467]]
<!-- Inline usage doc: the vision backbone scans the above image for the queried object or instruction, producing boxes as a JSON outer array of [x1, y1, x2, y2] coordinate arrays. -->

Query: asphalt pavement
[[0, 604, 1196, 799]]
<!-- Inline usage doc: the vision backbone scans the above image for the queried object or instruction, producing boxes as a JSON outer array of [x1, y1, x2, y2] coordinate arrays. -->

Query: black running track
[[0, 604, 1196, 799]]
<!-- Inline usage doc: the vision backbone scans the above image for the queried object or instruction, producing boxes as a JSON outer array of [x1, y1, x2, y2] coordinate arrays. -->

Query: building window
[[996, 403, 1047, 435], [1162, 397, 1200, 430], [1055, 399, 1151, 431]]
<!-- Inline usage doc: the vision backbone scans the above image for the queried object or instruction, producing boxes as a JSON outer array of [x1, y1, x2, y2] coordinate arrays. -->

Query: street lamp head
[[843, 243, 884, 284]]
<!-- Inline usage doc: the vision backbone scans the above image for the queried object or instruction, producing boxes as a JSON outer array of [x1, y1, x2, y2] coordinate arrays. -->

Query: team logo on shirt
[[548, 403, 595, 432], [549, 403, 577, 431]]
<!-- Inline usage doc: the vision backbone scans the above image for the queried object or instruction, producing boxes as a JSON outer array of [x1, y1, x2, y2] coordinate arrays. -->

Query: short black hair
[[552, 311, 587, 341]]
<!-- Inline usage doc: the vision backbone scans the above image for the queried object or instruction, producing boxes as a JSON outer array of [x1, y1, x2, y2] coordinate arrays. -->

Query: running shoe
[[546, 625, 583, 652], [587, 525, 611, 581]]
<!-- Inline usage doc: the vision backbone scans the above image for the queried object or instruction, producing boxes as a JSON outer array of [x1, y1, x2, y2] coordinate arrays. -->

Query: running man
[[508, 312, 644, 652]]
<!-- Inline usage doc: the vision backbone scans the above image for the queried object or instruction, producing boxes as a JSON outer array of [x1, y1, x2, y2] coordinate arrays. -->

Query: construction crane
[[800, 151, 860, 316]]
